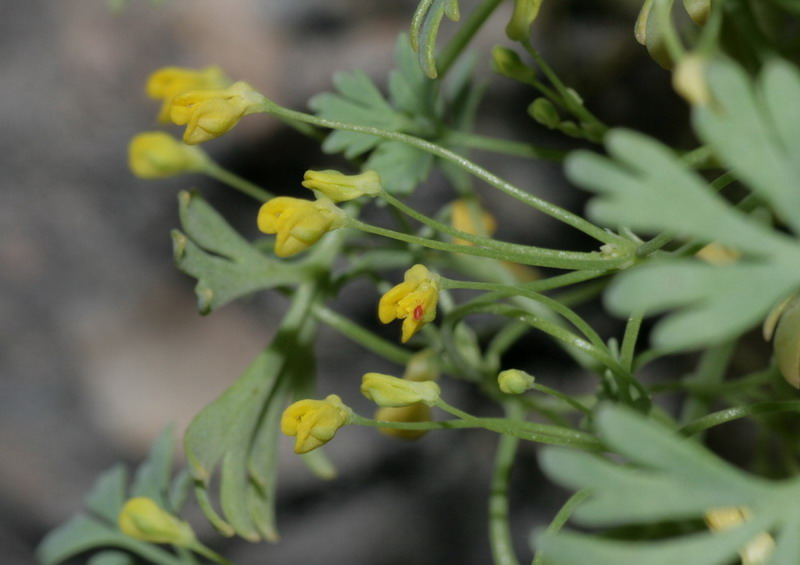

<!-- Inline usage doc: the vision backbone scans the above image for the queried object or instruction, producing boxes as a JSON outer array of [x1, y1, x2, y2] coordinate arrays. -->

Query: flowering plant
[[38, 1, 800, 564]]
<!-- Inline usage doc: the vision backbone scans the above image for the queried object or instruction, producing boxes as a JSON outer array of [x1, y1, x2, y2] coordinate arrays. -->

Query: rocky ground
[[1, 1, 685, 564]]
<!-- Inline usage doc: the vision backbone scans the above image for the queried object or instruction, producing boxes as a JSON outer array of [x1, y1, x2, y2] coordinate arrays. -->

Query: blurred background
[[1, 1, 688, 563]]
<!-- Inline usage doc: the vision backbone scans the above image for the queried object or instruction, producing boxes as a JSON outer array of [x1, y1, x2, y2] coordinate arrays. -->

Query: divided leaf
[[172, 190, 305, 314], [537, 404, 800, 565]]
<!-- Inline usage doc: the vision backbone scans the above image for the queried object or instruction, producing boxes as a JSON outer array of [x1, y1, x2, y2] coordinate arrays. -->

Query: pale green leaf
[[84, 465, 127, 524], [364, 141, 434, 196], [130, 424, 177, 510], [172, 190, 305, 314], [410, 0, 460, 78]]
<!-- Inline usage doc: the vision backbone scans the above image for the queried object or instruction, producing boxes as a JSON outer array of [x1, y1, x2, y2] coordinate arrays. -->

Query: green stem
[[531, 490, 592, 565], [653, 0, 684, 63], [440, 277, 607, 350], [529, 383, 593, 416], [442, 130, 566, 162], [347, 217, 626, 270], [203, 162, 273, 202], [260, 101, 622, 245], [679, 401, 800, 437], [436, 0, 505, 78], [489, 402, 523, 565], [189, 542, 238, 565], [312, 305, 412, 366], [619, 312, 643, 373]]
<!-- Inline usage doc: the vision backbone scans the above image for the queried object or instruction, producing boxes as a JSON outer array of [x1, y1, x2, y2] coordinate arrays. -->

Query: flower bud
[[491, 46, 537, 84], [705, 507, 774, 564], [302, 169, 381, 202], [128, 132, 208, 179], [450, 199, 497, 246], [281, 394, 352, 454], [527, 98, 560, 129], [497, 369, 535, 394], [361, 372, 441, 407], [673, 54, 711, 106], [118, 497, 196, 546], [169, 81, 265, 144], [768, 292, 800, 388], [146, 65, 230, 123], [506, 0, 543, 41], [375, 403, 432, 440], [683, 0, 710, 25], [257, 196, 347, 257], [378, 264, 440, 343]]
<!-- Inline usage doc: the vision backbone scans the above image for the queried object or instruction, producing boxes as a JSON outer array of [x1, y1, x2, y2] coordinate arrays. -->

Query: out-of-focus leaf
[[172, 190, 305, 314], [130, 423, 177, 510], [694, 59, 800, 235], [88, 551, 138, 565], [537, 404, 800, 565], [85, 464, 128, 524]]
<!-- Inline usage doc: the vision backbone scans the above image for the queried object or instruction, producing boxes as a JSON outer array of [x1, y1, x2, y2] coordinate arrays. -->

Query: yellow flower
[[146, 65, 230, 123], [257, 196, 346, 257], [118, 497, 196, 546], [378, 264, 440, 343], [128, 132, 207, 179], [497, 369, 535, 394], [375, 403, 432, 440], [169, 81, 265, 144], [450, 199, 497, 246], [301, 169, 382, 202], [281, 394, 352, 454], [704, 507, 774, 565], [673, 54, 711, 106], [361, 372, 441, 407]]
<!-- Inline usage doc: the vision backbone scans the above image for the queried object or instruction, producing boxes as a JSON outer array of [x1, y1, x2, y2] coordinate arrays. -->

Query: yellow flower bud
[[280, 394, 352, 454], [361, 372, 441, 407], [257, 196, 346, 257], [169, 81, 265, 144], [128, 132, 208, 179], [695, 242, 740, 266], [118, 497, 196, 546], [673, 54, 711, 106], [301, 169, 382, 202], [506, 0, 543, 42], [146, 65, 230, 123], [375, 403, 432, 440], [497, 369, 535, 394], [378, 264, 440, 343], [704, 507, 774, 565], [450, 199, 497, 246]]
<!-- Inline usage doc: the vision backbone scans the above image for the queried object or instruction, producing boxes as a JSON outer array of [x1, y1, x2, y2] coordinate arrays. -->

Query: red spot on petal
[[413, 305, 424, 321]]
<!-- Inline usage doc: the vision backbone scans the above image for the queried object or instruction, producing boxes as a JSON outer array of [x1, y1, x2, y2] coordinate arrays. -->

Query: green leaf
[[130, 424, 177, 510], [172, 190, 305, 314], [85, 464, 128, 524], [537, 404, 800, 565], [88, 551, 138, 565], [694, 59, 800, 235], [411, 0, 460, 78], [363, 141, 434, 195], [605, 259, 800, 350], [389, 33, 436, 116], [184, 286, 321, 542]]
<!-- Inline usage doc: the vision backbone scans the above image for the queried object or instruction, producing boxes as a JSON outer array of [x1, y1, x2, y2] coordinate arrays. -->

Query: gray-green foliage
[[567, 58, 800, 351], [537, 404, 800, 565], [37, 426, 192, 565]]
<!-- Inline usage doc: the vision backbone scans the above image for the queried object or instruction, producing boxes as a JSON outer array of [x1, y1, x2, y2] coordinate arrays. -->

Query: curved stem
[[679, 401, 800, 437], [531, 490, 592, 565], [260, 101, 623, 245], [489, 402, 523, 565]]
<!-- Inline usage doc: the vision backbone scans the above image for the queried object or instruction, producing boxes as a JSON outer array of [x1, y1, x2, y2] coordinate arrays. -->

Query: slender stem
[[531, 490, 592, 565], [440, 277, 607, 350], [436, 0, 505, 78], [653, 0, 684, 63], [190, 542, 238, 565], [489, 402, 523, 565], [529, 383, 593, 416], [260, 101, 622, 244], [312, 305, 412, 365], [347, 217, 626, 270], [203, 162, 273, 202], [619, 312, 643, 373], [679, 401, 800, 437], [442, 130, 566, 162]]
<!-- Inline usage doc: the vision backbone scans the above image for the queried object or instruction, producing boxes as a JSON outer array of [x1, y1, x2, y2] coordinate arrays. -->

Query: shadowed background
[[1, 1, 687, 563]]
